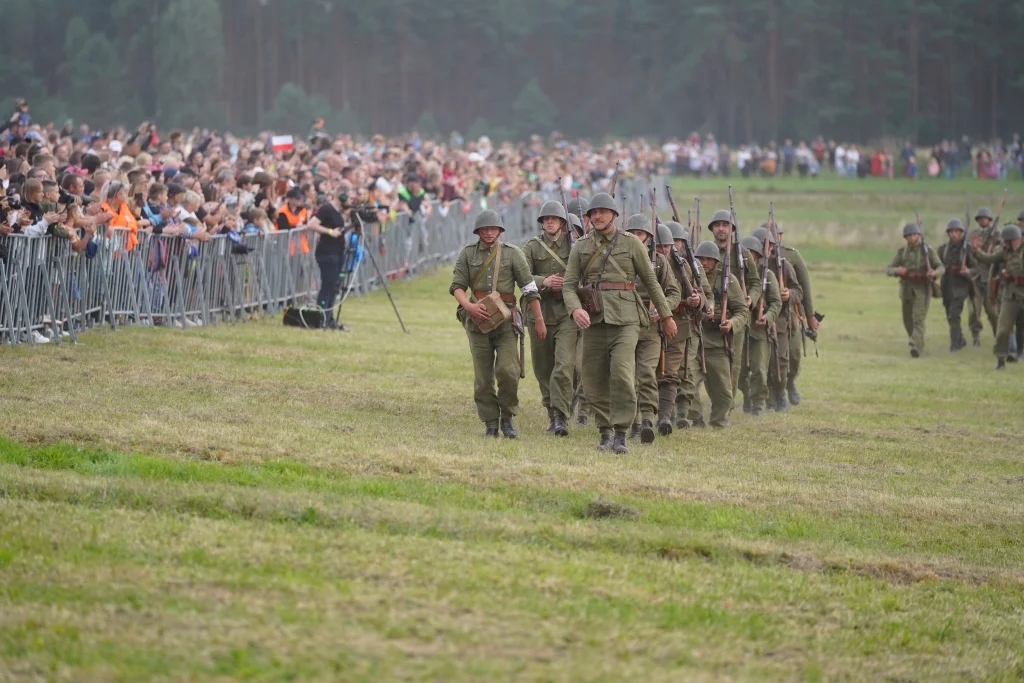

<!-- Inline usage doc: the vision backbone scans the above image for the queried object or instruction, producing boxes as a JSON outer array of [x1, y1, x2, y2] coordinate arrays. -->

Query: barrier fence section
[[0, 176, 663, 347]]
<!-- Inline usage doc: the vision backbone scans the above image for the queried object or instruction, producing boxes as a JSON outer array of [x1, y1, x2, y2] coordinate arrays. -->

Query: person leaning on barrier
[[13, 178, 63, 237], [451, 210, 547, 439]]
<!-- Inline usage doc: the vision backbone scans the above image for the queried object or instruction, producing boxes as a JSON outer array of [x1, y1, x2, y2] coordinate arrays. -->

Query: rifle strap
[[469, 242, 502, 294], [584, 230, 620, 285], [536, 238, 567, 270]]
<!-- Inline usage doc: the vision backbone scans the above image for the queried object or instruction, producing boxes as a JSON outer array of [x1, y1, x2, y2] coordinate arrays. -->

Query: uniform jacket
[[976, 243, 1024, 302], [522, 231, 571, 324], [887, 243, 941, 300], [703, 263, 748, 349], [450, 239, 540, 333]]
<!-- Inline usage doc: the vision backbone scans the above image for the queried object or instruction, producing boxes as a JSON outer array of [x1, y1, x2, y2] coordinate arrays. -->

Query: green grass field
[[2, 179, 1024, 681]]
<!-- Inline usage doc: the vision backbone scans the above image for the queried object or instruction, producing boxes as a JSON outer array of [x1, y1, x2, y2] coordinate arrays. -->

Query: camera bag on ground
[[283, 306, 327, 329]]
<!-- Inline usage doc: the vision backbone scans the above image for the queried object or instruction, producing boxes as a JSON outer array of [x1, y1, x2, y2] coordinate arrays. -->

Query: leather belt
[[597, 282, 635, 291], [1014, 276, 1024, 287], [474, 291, 516, 304]]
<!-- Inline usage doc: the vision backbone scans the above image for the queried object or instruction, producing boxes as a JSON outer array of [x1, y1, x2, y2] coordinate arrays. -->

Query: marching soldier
[[975, 207, 1001, 335], [688, 241, 747, 428], [567, 200, 591, 427], [708, 211, 761, 402], [967, 227, 988, 346], [562, 193, 678, 454], [740, 236, 782, 416], [522, 201, 577, 436], [624, 215, 681, 443], [657, 222, 712, 434], [451, 210, 547, 437], [670, 222, 714, 429], [975, 224, 1024, 369], [751, 227, 803, 413], [773, 222, 816, 406], [886, 222, 940, 357], [937, 218, 976, 353]]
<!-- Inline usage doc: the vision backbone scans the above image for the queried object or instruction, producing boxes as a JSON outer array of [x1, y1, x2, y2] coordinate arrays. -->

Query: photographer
[[309, 191, 354, 331]]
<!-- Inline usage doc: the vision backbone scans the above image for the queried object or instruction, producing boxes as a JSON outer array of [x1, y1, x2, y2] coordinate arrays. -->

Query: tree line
[[1, 0, 1021, 144]]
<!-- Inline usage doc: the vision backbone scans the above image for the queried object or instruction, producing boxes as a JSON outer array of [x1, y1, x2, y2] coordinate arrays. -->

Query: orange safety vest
[[102, 200, 139, 252], [277, 204, 310, 255]]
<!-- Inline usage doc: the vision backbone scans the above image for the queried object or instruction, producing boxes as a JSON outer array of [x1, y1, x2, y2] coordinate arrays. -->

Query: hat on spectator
[[286, 187, 304, 200], [109, 140, 123, 154]]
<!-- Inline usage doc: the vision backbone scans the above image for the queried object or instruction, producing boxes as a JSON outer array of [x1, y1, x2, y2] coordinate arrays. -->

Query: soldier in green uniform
[[689, 241, 747, 428], [708, 211, 760, 403], [937, 218, 977, 353], [624, 216, 681, 443], [886, 222, 940, 357], [975, 224, 1024, 369], [660, 221, 713, 433], [567, 201, 591, 427], [751, 227, 803, 413], [522, 201, 577, 436], [451, 210, 547, 437], [1018, 209, 1024, 229], [773, 222, 816, 406], [740, 237, 782, 416], [974, 207, 1002, 336], [562, 192, 678, 453], [967, 227, 988, 346]]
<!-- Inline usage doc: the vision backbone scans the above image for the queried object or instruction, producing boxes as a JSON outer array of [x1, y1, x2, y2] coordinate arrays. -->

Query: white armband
[[521, 281, 539, 296]]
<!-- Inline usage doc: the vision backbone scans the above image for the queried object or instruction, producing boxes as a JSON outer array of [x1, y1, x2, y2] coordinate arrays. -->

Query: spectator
[[782, 139, 795, 175]]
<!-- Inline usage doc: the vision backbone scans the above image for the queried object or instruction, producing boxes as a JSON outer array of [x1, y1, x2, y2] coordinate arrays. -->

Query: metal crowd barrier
[[0, 176, 663, 347]]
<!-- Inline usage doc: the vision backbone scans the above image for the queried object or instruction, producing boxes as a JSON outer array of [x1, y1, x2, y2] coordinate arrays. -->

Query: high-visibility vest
[[102, 200, 139, 252], [277, 204, 310, 255]]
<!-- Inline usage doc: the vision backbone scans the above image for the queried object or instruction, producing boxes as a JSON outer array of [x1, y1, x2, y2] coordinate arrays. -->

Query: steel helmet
[[1001, 224, 1022, 241], [656, 222, 674, 246], [902, 222, 922, 237], [975, 207, 993, 221], [586, 192, 618, 216], [695, 240, 722, 261], [741, 235, 764, 256], [751, 226, 778, 245], [945, 218, 964, 232], [666, 221, 688, 241], [709, 209, 734, 227], [537, 200, 567, 224], [568, 213, 582, 231], [566, 195, 590, 217], [1017, 208, 1024, 221], [474, 209, 504, 233], [625, 213, 653, 236]]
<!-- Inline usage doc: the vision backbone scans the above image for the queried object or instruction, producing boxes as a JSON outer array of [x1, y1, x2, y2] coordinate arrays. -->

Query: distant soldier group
[[451, 181, 819, 450], [888, 198, 1024, 369]]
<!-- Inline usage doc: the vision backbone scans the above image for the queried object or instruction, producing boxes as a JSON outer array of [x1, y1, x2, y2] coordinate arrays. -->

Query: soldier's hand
[[686, 293, 701, 308], [543, 274, 563, 291], [780, 287, 790, 302], [466, 302, 490, 324], [534, 318, 548, 341], [745, 295, 752, 308], [662, 317, 678, 340], [703, 308, 715, 320], [894, 267, 907, 277], [719, 319, 733, 334], [572, 308, 591, 330], [809, 316, 820, 332], [650, 311, 660, 323], [756, 316, 767, 327]]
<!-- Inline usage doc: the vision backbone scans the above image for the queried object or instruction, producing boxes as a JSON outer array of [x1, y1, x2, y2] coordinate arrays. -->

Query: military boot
[[597, 431, 614, 452], [742, 394, 752, 414], [545, 408, 556, 432], [640, 420, 656, 444], [629, 423, 643, 440], [552, 411, 569, 437], [657, 416, 673, 436], [612, 431, 629, 454], [657, 388, 675, 436], [776, 393, 789, 413], [1006, 355, 1017, 364], [787, 380, 801, 406], [910, 348, 921, 358], [972, 332, 981, 347], [750, 407, 763, 417], [484, 425, 499, 438], [575, 411, 588, 428], [500, 418, 518, 439], [996, 358, 1006, 370], [691, 416, 707, 429]]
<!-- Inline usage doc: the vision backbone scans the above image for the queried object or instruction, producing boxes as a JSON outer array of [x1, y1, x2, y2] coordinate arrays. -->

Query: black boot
[[691, 416, 707, 429], [776, 393, 789, 413], [575, 412, 588, 428], [787, 381, 801, 406], [552, 411, 569, 437], [545, 408, 556, 433], [640, 420, 656, 444], [500, 418, 518, 439], [484, 426, 499, 438], [597, 431, 613, 451], [742, 394, 752, 414], [972, 332, 981, 347], [629, 423, 642, 440], [657, 416, 673, 436], [612, 431, 629, 454], [1006, 354, 1018, 364], [997, 357, 1006, 370], [750, 407, 764, 417], [910, 348, 921, 358]]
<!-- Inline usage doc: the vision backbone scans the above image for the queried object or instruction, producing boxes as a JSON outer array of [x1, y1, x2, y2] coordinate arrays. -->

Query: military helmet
[[568, 213, 582, 231], [902, 222, 922, 237], [625, 213, 653, 236], [474, 210, 504, 233], [1001, 224, 1022, 241], [586, 192, 618, 216], [566, 195, 590, 217], [695, 240, 722, 262], [656, 222, 674, 246], [946, 218, 964, 232], [741, 235, 764, 256], [1017, 208, 1024, 221], [752, 226, 778, 246], [709, 209, 734, 227], [537, 200, 567, 224], [666, 221, 688, 242], [975, 207, 993, 221]]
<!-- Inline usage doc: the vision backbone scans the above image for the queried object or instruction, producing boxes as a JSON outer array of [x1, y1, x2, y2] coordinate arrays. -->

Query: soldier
[[624, 215, 681, 443], [522, 201, 577, 436], [740, 237, 782, 416], [937, 218, 977, 353], [708, 210, 761, 402], [773, 222, 816, 406], [658, 222, 713, 434], [562, 192, 678, 454], [967, 227, 988, 346], [975, 224, 1024, 369], [975, 207, 1001, 335], [689, 241, 747, 428], [566, 196, 591, 234], [567, 211, 590, 427], [886, 222, 940, 357], [451, 210, 547, 438]]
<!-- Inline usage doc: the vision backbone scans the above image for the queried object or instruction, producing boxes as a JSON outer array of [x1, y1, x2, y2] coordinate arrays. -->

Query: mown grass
[[2, 185, 1024, 680]]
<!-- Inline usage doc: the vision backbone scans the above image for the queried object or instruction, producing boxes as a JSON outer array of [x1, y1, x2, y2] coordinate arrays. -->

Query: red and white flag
[[271, 135, 294, 152]]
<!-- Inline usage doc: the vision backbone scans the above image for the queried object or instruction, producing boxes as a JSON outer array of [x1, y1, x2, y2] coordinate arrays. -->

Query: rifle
[[721, 218, 734, 369], [558, 177, 576, 248], [694, 197, 701, 246], [986, 188, 1008, 304], [914, 209, 936, 281], [770, 209, 808, 357], [650, 188, 667, 377], [610, 161, 620, 199], [728, 186, 748, 301]]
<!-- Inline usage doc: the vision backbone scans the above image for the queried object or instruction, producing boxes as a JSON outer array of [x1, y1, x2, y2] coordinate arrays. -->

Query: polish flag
[[271, 135, 294, 152]]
